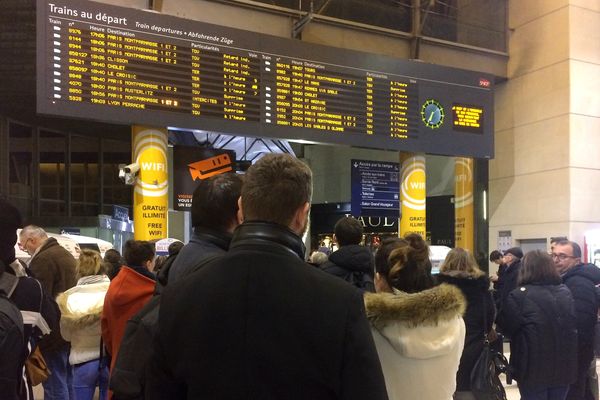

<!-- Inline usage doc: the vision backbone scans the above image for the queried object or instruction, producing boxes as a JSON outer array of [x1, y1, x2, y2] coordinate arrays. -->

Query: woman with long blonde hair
[[57, 249, 110, 400], [437, 248, 496, 400]]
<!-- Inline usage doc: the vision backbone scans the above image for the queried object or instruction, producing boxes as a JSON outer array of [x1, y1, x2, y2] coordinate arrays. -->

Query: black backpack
[[0, 292, 25, 400], [109, 254, 220, 399]]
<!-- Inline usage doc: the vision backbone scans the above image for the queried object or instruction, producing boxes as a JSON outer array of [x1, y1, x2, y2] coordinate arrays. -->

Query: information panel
[[351, 159, 400, 218], [37, 0, 494, 157]]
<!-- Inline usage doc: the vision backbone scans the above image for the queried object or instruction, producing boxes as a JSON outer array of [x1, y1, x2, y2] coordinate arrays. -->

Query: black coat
[[436, 273, 495, 391], [497, 283, 577, 390], [147, 222, 388, 400], [494, 260, 520, 331], [562, 263, 600, 397], [166, 227, 231, 284], [321, 245, 375, 292]]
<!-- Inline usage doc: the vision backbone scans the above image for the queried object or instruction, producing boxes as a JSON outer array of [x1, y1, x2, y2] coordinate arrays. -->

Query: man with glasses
[[553, 240, 600, 400], [19, 225, 77, 400]]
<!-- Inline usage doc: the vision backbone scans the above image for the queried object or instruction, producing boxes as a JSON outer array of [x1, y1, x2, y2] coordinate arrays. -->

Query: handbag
[[25, 346, 51, 386], [470, 292, 508, 400]]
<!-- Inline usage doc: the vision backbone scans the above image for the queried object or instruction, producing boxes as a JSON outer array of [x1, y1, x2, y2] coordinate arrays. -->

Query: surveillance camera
[[123, 163, 140, 175], [118, 163, 140, 185]]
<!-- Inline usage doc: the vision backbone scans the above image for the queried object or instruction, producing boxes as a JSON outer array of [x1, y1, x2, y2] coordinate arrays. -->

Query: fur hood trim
[[57, 280, 110, 329], [364, 283, 466, 329]]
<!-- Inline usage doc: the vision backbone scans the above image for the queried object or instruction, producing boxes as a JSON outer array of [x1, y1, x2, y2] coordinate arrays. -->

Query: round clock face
[[421, 99, 445, 129]]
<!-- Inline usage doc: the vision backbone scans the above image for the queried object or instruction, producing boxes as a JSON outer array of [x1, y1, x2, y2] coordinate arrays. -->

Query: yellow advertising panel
[[400, 153, 426, 238], [455, 157, 474, 251], [132, 126, 168, 240]]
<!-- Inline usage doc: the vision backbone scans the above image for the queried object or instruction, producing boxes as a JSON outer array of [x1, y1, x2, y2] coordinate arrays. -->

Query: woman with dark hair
[[437, 248, 496, 400], [101, 240, 156, 386], [365, 234, 466, 400], [497, 250, 577, 400]]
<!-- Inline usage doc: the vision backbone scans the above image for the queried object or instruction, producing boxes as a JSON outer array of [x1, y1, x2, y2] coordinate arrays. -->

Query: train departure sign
[[37, 0, 494, 157]]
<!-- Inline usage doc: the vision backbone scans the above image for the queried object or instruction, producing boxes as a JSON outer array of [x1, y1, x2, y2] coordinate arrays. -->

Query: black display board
[[37, 0, 494, 157]]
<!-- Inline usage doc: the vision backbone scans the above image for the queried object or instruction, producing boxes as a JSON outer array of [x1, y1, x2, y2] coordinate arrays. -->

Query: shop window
[[8, 121, 33, 217]]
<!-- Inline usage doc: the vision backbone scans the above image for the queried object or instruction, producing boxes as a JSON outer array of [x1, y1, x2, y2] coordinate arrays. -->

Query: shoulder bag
[[470, 290, 509, 400]]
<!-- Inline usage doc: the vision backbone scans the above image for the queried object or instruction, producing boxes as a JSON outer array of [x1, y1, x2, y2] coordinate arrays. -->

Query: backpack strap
[[0, 270, 19, 298], [0, 293, 24, 338]]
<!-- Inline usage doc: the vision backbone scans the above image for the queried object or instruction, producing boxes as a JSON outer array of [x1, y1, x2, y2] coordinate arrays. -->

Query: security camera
[[123, 163, 140, 174], [118, 163, 140, 185]]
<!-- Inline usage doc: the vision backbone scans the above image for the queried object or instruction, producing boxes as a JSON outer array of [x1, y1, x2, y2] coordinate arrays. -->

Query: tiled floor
[[32, 358, 599, 400]]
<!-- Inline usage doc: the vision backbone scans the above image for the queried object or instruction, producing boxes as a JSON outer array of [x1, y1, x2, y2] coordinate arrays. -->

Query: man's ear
[[291, 202, 310, 235], [236, 196, 244, 224]]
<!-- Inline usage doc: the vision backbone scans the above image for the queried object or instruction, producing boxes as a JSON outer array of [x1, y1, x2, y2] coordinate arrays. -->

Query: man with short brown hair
[[147, 154, 388, 399]]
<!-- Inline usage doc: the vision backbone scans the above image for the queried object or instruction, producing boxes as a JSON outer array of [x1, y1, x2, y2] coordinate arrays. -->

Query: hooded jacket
[[321, 244, 375, 292], [364, 284, 466, 400], [101, 266, 155, 375], [57, 275, 110, 365]]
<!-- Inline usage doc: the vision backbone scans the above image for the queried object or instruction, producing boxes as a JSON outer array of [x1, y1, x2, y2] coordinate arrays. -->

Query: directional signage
[[351, 159, 400, 218]]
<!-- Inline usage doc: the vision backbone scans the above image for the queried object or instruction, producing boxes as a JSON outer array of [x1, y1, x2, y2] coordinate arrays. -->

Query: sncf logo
[[479, 78, 491, 88]]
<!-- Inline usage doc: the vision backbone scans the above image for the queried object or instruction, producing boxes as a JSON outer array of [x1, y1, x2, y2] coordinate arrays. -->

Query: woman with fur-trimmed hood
[[57, 249, 110, 400], [365, 234, 466, 400]]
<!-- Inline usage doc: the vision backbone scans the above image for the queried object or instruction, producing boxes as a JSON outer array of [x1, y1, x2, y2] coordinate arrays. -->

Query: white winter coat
[[365, 284, 466, 400], [56, 275, 110, 365]]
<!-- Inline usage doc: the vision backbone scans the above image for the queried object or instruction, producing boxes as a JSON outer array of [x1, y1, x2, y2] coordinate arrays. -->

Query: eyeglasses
[[550, 253, 576, 261], [18, 238, 31, 250]]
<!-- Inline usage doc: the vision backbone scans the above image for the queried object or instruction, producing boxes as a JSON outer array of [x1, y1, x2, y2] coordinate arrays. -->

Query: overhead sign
[[37, 0, 494, 157], [173, 146, 236, 211], [351, 159, 400, 218]]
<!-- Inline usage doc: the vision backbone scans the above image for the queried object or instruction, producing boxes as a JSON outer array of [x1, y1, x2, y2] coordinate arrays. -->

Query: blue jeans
[[519, 385, 570, 400], [42, 347, 74, 400], [73, 359, 109, 400]]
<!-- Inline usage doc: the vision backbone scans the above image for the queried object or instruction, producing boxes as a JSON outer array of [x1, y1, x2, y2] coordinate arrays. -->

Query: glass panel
[[39, 200, 66, 216], [102, 138, 132, 212], [39, 130, 66, 216], [222, 0, 506, 51], [240, 0, 412, 32], [422, 0, 506, 51], [8, 121, 33, 216], [71, 136, 100, 215]]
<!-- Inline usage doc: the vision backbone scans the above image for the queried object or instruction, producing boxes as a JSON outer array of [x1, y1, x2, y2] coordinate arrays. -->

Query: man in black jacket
[[553, 240, 600, 400], [167, 172, 243, 284], [494, 246, 523, 332], [322, 216, 375, 292], [147, 154, 388, 400]]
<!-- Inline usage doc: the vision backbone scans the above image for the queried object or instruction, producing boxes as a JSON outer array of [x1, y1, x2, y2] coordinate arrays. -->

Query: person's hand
[[490, 274, 498, 283]]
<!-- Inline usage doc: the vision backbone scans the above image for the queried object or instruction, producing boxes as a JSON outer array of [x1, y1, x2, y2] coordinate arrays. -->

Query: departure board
[[37, 0, 494, 158]]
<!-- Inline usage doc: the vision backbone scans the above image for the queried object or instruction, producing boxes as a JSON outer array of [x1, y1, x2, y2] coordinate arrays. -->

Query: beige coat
[[57, 276, 110, 365], [365, 284, 467, 400]]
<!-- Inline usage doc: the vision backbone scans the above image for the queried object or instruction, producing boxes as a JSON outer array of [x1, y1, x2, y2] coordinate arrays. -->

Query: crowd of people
[[1, 153, 600, 400]]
